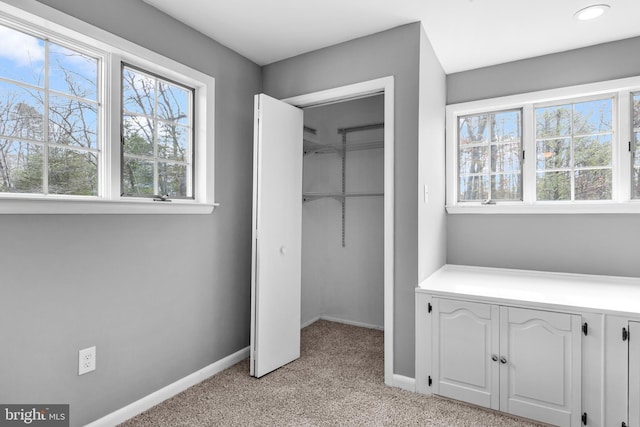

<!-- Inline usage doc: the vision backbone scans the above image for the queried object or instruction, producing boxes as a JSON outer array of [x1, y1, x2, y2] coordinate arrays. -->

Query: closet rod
[[304, 125, 317, 135], [337, 122, 384, 134]]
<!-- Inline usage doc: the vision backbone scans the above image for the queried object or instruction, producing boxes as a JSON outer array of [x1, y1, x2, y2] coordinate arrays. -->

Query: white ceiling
[[143, 0, 640, 74]]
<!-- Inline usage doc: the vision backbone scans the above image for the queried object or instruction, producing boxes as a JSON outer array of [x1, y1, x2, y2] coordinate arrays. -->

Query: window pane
[[0, 24, 45, 87], [634, 167, 640, 199], [159, 162, 188, 197], [491, 110, 520, 143], [536, 139, 570, 170], [48, 147, 97, 195], [121, 65, 194, 199], [459, 175, 488, 201], [574, 169, 612, 200], [459, 115, 488, 145], [122, 157, 154, 195], [123, 115, 154, 156], [158, 81, 189, 125], [491, 143, 520, 173], [49, 95, 97, 149], [574, 135, 612, 168], [491, 173, 521, 200], [49, 43, 98, 101], [536, 105, 571, 138], [537, 171, 571, 201], [634, 94, 640, 199], [635, 132, 640, 167], [0, 140, 43, 193], [573, 98, 612, 135], [0, 81, 44, 141], [122, 68, 155, 116], [158, 122, 188, 161], [633, 93, 640, 129], [459, 146, 489, 175]]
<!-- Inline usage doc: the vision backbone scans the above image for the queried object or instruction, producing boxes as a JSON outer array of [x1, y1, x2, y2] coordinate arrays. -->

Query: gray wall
[[447, 36, 640, 105], [446, 36, 640, 278], [263, 22, 446, 377], [1, 1, 261, 426], [418, 27, 447, 283]]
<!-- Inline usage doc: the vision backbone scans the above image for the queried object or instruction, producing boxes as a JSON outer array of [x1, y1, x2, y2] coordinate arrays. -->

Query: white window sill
[[0, 197, 218, 214], [446, 202, 640, 214]]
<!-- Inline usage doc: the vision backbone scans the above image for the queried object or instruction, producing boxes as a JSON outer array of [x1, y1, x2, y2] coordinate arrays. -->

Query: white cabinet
[[630, 321, 640, 427], [432, 299, 498, 407], [432, 297, 582, 427], [413, 265, 640, 427]]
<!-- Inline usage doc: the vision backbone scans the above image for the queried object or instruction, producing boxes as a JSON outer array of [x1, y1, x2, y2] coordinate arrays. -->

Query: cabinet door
[[630, 321, 640, 427], [432, 298, 499, 409], [500, 306, 581, 427]]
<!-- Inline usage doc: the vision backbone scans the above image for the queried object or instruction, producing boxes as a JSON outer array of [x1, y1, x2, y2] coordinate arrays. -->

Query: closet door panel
[[250, 93, 303, 378]]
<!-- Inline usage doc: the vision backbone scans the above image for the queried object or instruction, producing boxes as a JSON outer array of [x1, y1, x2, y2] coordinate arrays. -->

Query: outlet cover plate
[[78, 346, 96, 375]]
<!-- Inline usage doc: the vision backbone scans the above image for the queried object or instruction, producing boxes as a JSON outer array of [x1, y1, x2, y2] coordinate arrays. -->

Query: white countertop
[[417, 264, 640, 316]]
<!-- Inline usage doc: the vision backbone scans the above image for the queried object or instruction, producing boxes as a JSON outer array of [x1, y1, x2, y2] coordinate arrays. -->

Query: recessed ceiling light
[[574, 4, 610, 21]]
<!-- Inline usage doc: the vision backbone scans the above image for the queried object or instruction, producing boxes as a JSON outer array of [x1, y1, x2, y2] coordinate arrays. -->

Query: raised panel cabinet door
[[630, 321, 640, 427], [432, 298, 499, 409], [250, 94, 303, 378], [499, 306, 581, 427]]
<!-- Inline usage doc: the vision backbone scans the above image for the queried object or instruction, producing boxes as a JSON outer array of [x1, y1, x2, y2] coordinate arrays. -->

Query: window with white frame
[[457, 109, 522, 202], [633, 92, 640, 198], [0, 22, 101, 196], [446, 77, 640, 213], [0, 3, 214, 213], [535, 97, 613, 201], [121, 64, 194, 199]]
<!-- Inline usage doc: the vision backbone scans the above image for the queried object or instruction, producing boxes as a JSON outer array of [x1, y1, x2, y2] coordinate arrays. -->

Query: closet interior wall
[[301, 94, 384, 329]]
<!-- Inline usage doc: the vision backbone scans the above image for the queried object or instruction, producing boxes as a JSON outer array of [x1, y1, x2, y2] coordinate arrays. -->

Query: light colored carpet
[[120, 320, 544, 426]]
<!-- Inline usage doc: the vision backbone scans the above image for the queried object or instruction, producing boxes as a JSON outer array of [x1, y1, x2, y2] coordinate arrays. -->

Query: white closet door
[[250, 93, 303, 378]]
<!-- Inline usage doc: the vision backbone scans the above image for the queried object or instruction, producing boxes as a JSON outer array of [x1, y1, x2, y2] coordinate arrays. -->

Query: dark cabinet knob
[[491, 355, 498, 362], [500, 357, 507, 364]]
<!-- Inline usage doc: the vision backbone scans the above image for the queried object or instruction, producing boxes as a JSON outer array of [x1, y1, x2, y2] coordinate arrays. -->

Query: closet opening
[[282, 76, 395, 386], [300, 94, 384, 334]]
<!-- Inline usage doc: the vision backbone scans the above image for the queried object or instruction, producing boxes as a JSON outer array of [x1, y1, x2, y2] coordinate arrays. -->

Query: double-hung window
[[535, 97, 613, 201], [633, 92, 640, 198], [0, 23, 100, 196], [0, 2, 214, 213], [121, 65, 194, 199], [458, 109, 522, 202], [447, 77, 640, 213]]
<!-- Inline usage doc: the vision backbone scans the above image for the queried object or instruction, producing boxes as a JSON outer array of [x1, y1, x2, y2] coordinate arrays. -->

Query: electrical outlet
[[78, 346, 96, 375]]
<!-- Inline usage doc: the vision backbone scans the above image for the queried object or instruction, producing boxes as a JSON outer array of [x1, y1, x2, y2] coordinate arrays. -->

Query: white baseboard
[[85, 346, 250, 427], [300, 316, 321, 329], [392, 374, 416, 392], [303, 315, 383, 331]]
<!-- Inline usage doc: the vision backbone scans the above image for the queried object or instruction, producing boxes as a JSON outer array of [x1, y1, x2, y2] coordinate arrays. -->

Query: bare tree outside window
[[458, 109, 522, 202], [121, 65, 193, 199], [535, 98, 613, 201], [632, 93, 640, 198], [0, 23, 99, 196]]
